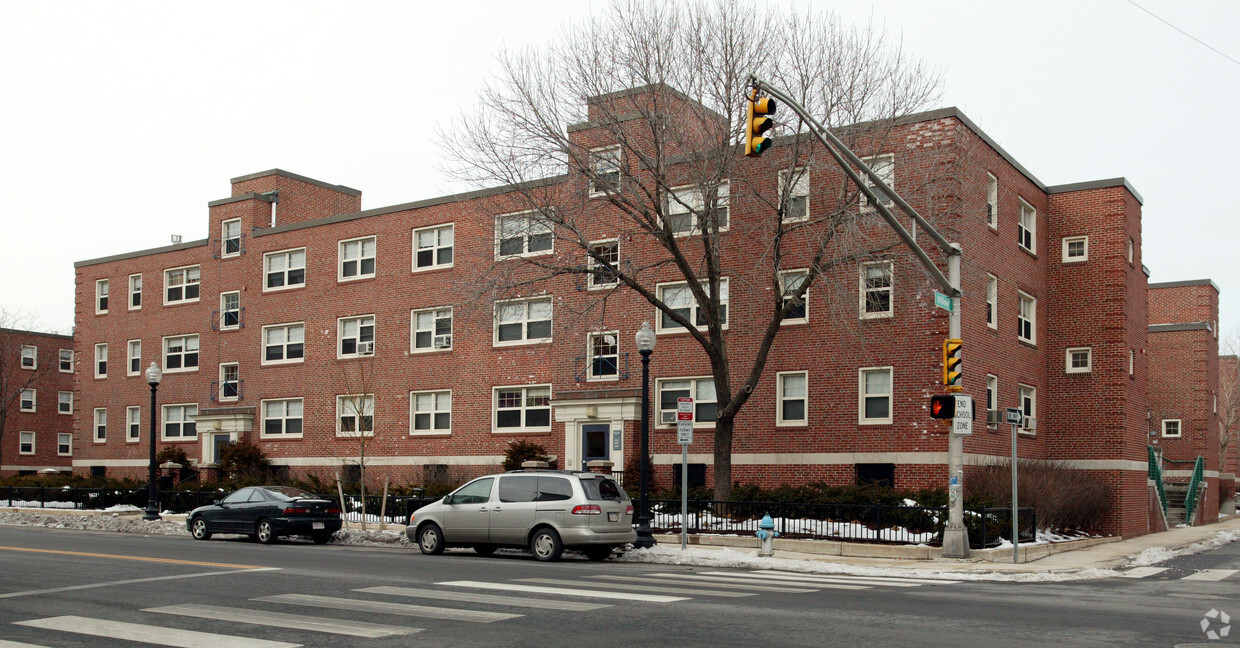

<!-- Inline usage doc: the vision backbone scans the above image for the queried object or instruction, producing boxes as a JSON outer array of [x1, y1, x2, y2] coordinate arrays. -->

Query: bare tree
[[1220, 332, 1239, 474], [447, 0, 943, 499], [333, 352, 379, 530], [0, 310, 54, 470]]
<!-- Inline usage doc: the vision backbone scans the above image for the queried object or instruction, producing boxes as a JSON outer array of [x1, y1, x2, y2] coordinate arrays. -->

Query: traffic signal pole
[[749, 76, 970, 556]]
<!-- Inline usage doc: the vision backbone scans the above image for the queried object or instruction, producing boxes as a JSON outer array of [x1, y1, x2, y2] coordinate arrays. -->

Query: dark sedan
[[186, 486, 342, 544]]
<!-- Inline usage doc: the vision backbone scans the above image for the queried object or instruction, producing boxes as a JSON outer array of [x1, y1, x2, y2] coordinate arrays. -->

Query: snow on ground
[[1126, 528, 1240, 567]]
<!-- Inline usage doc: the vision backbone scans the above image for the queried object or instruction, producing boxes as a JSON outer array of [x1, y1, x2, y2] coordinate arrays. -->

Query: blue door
[[581, 423, 610, 471]]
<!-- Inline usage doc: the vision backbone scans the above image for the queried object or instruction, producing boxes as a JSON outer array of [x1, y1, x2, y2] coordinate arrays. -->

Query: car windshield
[[263, 486, 313, 500], [580, 477, 629, 501]]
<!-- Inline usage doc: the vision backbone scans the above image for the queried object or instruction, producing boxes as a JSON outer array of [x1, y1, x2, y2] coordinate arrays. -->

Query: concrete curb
[[667, 533, 1119, 563]]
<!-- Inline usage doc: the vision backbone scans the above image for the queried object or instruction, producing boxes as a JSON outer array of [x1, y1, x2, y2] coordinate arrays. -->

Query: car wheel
[[584, 546, 613, 562], [190, 517, 212, 541], [256, 519, 277, 545], [529, 527, 563, 562], [418, 523, 445, 555], [311, 531, 332, 545], [473, 544, 496, 556]]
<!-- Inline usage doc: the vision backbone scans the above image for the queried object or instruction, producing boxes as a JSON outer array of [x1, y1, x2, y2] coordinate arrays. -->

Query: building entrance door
[[581, 423, 610, 471], [211, 433, 232, 464]]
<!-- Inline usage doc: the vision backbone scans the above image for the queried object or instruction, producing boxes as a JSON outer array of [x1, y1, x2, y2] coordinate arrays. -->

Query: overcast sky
[[2, 1, 1237, 339]]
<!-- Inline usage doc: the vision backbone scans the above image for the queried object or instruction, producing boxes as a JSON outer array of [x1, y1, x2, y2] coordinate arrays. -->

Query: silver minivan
[[406, 470, 636, 561]]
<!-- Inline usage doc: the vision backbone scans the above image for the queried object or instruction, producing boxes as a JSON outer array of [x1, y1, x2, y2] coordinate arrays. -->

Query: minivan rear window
[[499, 475, 539, 503], [581, 478, 629, 501], [536, 477, 573, 502]]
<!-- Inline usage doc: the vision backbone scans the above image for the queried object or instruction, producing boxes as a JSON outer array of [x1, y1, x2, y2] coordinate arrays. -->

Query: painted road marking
[[0, 568, 281, 600], [1181, 569, 1239, 581], [645, 572, 868, 590], [1119, 567, 1169, 578], [14, 616, 300, 648], [0, 546, 266, 570], [588, 574, 818, 593], [145, 604, 419, 637], [750, 570, 962, 585], [436, 580, 688, 603], [0, 640, 52, 647], [355, 586, 611, 611], [515, 577, 755, 597], [254, 594, 521, 623]]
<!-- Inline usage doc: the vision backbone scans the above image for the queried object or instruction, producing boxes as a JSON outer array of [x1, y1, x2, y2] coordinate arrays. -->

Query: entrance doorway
[[211, 433, 233, 464], [581, 423, 611, 471]]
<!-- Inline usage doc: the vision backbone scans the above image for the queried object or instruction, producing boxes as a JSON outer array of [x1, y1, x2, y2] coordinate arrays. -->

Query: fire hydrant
[[756, 513, 780, 557]]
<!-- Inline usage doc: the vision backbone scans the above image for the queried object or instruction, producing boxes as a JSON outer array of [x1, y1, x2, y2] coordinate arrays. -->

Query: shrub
[[501, 439, 556, 471], [218, 440, 273, 484], [967, 458, 1112, 531], [155, 446, 195, 483]]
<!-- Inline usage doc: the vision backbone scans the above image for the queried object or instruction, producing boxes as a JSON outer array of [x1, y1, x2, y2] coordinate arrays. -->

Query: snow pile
[[657, 511, 939, 543], [1126, 528, 1240, 567], [0, 510, 189, 536]]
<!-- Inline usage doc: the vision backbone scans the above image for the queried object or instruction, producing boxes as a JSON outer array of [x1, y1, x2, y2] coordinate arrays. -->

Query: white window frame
[[1128, 237, 1135, 265], [410, 307, 453, 353], [655, 377, 718, 428], [58, 391, 73, 415], [127, 406, 141, 442], [587, 240, 620, 289], [19, 431, 34, 455], [1062, 236, 1088, 263], [20, 345, 36, 369], [1019, 384, 1037, 435], [128, 273, 142, 310], [59, 349, 73, 373], [665, 181, 730, 235], [1161, 418, 1181, 438], [338, 235, 377, 282], [780, 168, 810, 223], [219, 363, 240, 402], [410, 390, 452, 436], [586, 331, 620, 382], [860, 154, 895, 211], [94, 343, 107, 378], [95, 279, 109, 314], [127, 339, 141, 376], [1066, 347, 1092, 374], [220, 291, 241, 330], [93, 408, 107, 443], [860, 261, 894, 319], [162, 403, 199, 440], [492, 384, 552, 433], [986, 274, 998, 330], [163, 265, 201, 305], [986, 173, 998, 229], [337, 314, 376, 358], [776, 371, 808, 426], [162, 334, 200, 373], [19, 388, 35, 412], [493, 297, 553, 346], [336, 394, 375, 438], [656, 278, 729, 333], [986, 375, 998, 427], [221, 218, 242, 258], [263, 248, 306, 292], [58, 432, 72, 456], [859, 367, 893, 425], [1017, 199, 1036, 254], [495, 210, 554, 258], [1018, 291, 1036, 345], [780, 269, 809, 325], [261, 398, 304, 439], [589, 145, 622, 196], [262, 322, 305, 366], [1129, 349, 1135, 377], [412, 223, 454, 272]]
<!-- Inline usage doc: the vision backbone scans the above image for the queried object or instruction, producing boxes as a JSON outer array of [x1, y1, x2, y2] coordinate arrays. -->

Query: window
[[339, 236, 376, 281], [860, 261, 894, 318], [58, 391, 72, 415], [1066, 347, 1092, 374], [411, 307, 452, 352], [20, 345, 36, 369], [1128, 237, 1135, 265], [19, 389, 35, 412], [94, 343, 107, 378], [986, 173, 998, 229], [1018, 199, 1036, 253], [164, 265, 201, 304], [59, 349, 73, 373], [986, 375, 998, 426], [493, 385, 551, 432], [411, 390, 452, 435], [220, 291, 241, 330], [162, 404, 198, 440], [19, 431, 33, 455], [127, 339, 141, 376], [780, 168, 810, 223], [413, 224, 453, 271], [666, 182, 729, 234], [264, 249, 305, 290], [1162, 419, 1181, 438], [262, 398, 303, 438], [96, 279, 109, 314], [336, 394, 374, 437], [494, 297, 552, 345], [777, 371, 808, 426], [1062, 236, 1088, 263], [986, 274, 998, 329], [1018, 292, 1036, 344], [496, 210, 553, 257], [262, 323, 305, 365], [590, 145, 622, 195], [93, 408, 107, 442], [1019, 384, 1036, 432], [780, 270, 809, 323], [163, 334, 200, 372], [127, 406, 140, 442], [58, 433, 72, 456], [859, 367, 893, 424], [587, 332, 619, 380], [128, 274, 142, 310], [338, 315, 376, 357], [221, 219, 242, 257], [219, 363, 240, 401], [657, 378, 717, 426], [1129, 348, 1135, 377], [587, 241, 620, 288], [861, 154, 894, 209], [657, 278, 728, 332]]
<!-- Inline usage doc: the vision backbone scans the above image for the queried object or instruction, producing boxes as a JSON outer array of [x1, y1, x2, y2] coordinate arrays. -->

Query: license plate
[[312, 522, 325, 530], [608, 512, 619, 522]]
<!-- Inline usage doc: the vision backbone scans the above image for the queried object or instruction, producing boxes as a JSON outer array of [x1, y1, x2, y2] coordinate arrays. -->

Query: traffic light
[[929, 395, 956, 419], [942, 338, 962, 391], [745, 89, 776, 157]]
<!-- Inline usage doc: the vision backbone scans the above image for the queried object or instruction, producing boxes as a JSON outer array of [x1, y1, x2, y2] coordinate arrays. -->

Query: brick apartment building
[[1, 328, 74, 476], [69, 86, 1219, 536]]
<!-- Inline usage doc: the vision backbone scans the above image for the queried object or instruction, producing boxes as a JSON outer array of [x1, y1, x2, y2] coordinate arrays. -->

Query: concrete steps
[[1165, 484, 1189, 525]]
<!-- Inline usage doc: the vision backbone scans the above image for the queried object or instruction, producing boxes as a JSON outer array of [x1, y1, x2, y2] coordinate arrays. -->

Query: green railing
[[1148, 446, 1168, 516], [1184, 455, 1205, 525]]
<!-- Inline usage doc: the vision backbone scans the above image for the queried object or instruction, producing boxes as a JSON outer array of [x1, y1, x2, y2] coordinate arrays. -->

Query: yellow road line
[[0, 545, 266, 570]]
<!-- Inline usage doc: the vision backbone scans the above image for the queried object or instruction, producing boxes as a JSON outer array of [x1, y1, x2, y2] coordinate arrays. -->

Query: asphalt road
[[0, 525, 1237, 648]]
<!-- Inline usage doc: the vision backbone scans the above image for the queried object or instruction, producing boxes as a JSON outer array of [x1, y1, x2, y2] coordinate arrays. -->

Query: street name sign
[[934, 291, 953, 312]]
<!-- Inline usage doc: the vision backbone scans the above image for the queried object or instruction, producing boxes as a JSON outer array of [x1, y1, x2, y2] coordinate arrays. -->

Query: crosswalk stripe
[[0, 640, 53, 647], [515, 578, 755, 597], [643, 572, 872, 590], [355, 586, 611, 611], [588, 575, 818, 593], [253, 594, 520, 623], [750, 570, 962, 585], [1120, 567, 1169, 578], [144, 604, 419, 638], [1181, 569, 1239, 581], [436, 580, 688, 603], [13, 616, 300, 648]]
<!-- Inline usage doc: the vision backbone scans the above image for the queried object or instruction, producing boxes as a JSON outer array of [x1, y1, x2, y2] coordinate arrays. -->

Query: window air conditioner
[[1022, 417, 1037, 432], [660, 411, 677, 425], [433, 335, 452, 349], [357, 341, 374, 355], [987, 409, 1003, 425]]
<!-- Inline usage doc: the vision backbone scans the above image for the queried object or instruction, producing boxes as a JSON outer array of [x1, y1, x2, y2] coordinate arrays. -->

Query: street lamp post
[[633, 322, 657, 548], [143, 362, 162, 522]]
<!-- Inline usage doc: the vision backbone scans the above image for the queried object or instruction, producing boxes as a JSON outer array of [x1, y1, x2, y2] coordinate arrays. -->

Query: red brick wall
[[2, 329, 74, 475]]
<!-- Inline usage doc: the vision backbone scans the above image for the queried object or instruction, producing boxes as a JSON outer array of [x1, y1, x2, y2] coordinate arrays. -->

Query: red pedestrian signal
[[930, 395, 956, 419]]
